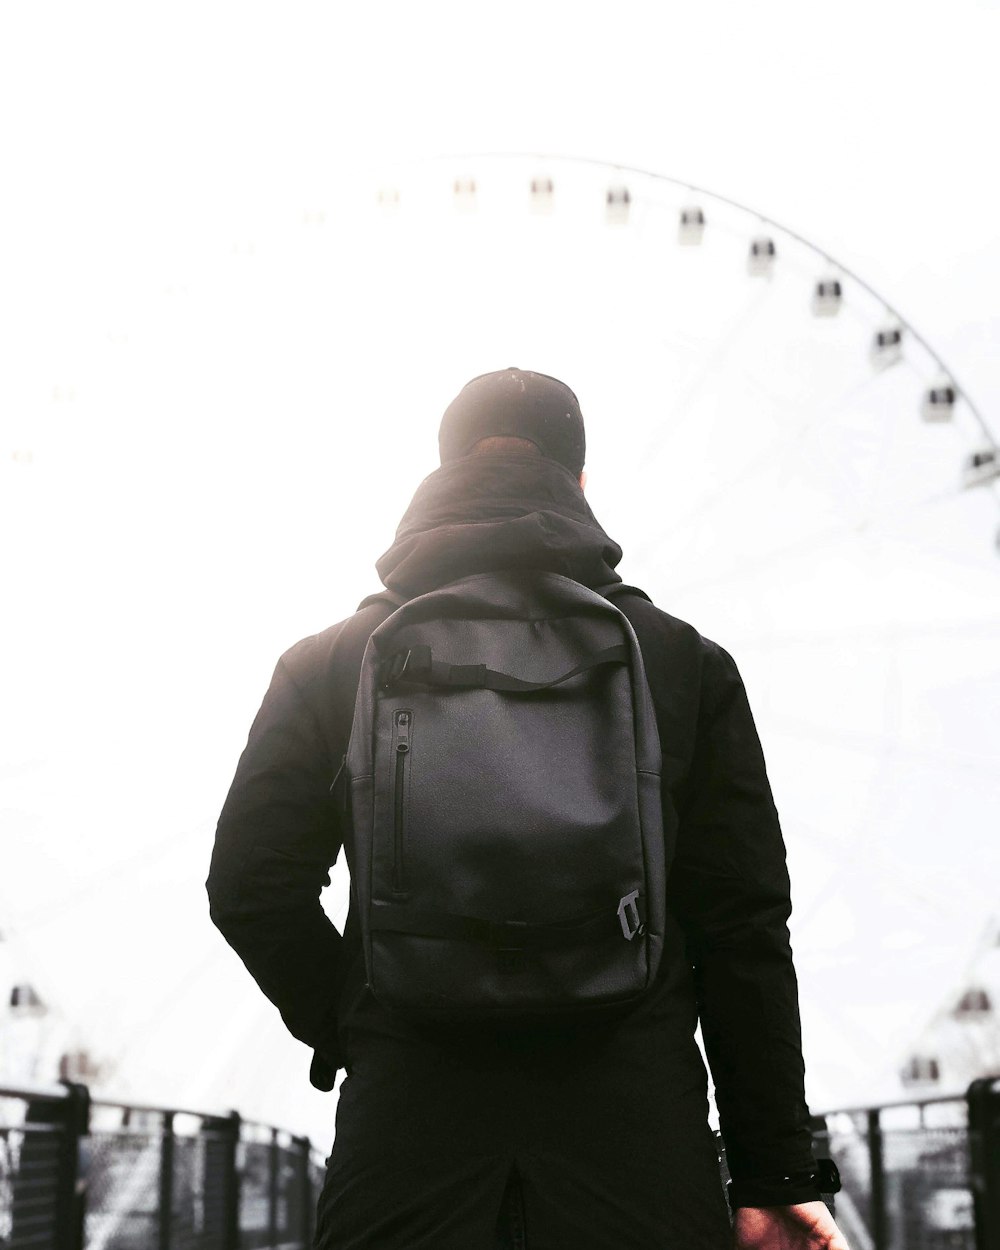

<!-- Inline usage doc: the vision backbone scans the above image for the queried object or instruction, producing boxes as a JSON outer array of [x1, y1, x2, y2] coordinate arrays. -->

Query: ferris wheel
[[344, 152, 1000, 1108], [3, 151, 998, 1143]]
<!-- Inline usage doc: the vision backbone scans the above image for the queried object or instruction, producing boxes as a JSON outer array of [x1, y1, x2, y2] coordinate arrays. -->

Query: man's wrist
[[727, 1159, 840, 1211]]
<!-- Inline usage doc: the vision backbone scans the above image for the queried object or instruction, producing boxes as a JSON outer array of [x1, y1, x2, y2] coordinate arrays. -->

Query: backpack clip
[[380, 648, 412, 688], [381, 646, 434, 689], [617, 890, 645, 941]]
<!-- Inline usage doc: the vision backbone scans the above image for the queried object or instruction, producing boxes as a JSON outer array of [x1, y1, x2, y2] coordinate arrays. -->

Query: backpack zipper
[[392, 710, 411, 893]]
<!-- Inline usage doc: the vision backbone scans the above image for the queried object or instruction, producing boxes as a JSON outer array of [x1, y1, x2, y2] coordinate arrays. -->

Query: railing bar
[[0, 1082, 72, 1102], [814, 1093, 969, 1117], [5, 1211, 59, 1228], [88, 1126, 165, 1139], [832, 1125, 968, 1135], [9, 1150, 65, 1170], [7, 1214, 60, 1229], [91, 1097, 237, 1119], [0, 1125, 67, 1140], [2, 1178, 62, 1193]]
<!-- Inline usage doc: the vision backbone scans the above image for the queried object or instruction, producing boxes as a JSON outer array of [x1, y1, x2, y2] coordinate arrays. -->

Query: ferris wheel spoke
[[102, 939, 236, 1073], [877, 506, 1000, 571], [661, 473, 980, 598], [764, 714, 998, 778], [635, 280, 779, 467], [634, 369, 886, 570], [7, 817, 214, 935], [726, 618, 1000, 649], [791, 817, 980, 919]]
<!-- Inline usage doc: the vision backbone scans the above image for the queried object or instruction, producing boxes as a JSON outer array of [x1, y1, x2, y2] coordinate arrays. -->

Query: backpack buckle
[[617, 890, 644, 941]]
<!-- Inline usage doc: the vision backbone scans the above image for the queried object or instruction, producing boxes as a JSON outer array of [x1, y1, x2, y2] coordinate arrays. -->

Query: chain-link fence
[[1, 1077, 997, 1249], [237, 1122, 316, 1249], [85, 1112, 161, 1249]]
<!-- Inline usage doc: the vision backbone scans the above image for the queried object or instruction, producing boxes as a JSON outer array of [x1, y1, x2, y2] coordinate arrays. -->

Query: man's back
[[207, 371, 830, 1248]]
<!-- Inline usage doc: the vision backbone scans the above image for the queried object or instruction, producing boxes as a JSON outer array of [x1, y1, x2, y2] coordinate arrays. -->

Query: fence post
[[202, 1110, 241, 1250], [293, 1135, 314, 1247], [56, 1080, 90, 1250], [867, 1107, 888, 1250], [968, 1076, 1000, 1250], [268, 1127, 280, 1246], [224, 1111, 241, 1250], [158, 1110, 174, 1250]]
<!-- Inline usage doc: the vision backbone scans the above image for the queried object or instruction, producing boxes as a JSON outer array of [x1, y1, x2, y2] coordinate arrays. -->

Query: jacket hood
[[375, 453, 624, 598]]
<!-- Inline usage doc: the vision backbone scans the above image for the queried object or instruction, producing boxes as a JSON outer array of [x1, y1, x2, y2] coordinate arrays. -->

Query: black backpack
[[340, 568, 667, 1024]]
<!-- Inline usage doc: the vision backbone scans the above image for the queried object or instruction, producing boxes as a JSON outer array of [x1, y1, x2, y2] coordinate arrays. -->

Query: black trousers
[[495, 1166, 527, 1250], [313, 1136, 733, 1249], [315, 983, 735, 1248]]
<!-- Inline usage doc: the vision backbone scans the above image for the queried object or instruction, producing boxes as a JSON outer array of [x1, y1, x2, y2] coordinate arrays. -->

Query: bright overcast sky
[[2, 0, 999, 1144]]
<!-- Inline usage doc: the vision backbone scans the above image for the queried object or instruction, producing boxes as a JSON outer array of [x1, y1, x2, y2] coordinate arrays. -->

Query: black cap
[[438, 368, 586, 475]]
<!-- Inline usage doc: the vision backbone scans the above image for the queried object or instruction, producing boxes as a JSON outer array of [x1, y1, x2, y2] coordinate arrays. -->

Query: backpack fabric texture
[[341, 569, 667, 1025]]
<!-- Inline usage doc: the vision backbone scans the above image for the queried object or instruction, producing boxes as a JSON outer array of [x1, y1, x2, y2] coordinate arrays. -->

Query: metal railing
[[1, 1084, 325, 1250], [802, 1077, 1000, 1250], [1, 1075, 998, 1249]]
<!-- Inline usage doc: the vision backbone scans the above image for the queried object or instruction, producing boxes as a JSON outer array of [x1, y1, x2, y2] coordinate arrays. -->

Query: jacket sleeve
[[205, 651, 346, 1077], [667, 640, 822, 1206]]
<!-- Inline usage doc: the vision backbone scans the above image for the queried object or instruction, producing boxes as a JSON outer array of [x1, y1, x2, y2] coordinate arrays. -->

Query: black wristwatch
[[727, 1157, 841, 1212]]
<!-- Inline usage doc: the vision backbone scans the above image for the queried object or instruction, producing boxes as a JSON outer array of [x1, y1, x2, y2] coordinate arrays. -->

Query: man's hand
[[733, 1200, 850, 1249]]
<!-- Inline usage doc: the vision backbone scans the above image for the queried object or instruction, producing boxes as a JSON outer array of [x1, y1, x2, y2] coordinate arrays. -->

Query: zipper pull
[[395, 710, 411, 753]]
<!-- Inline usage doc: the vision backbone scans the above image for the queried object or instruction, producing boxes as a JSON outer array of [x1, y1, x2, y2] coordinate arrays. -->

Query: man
[[207, 368, 849, 1249]]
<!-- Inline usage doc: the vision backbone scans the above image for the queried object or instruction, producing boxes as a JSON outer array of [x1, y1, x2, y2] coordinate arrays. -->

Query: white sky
[[1, 0, 999, 1147]]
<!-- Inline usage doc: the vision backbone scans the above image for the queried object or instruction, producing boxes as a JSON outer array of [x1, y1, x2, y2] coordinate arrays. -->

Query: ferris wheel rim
[[391, 149, 997, 456]]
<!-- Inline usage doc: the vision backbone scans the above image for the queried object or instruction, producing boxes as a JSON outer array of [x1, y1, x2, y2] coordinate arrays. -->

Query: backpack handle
[[380, 643, 629, 692]]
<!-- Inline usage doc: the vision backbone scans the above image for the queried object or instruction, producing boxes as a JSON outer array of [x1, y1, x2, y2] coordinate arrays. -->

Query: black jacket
[[207, 454, 821, 1246]]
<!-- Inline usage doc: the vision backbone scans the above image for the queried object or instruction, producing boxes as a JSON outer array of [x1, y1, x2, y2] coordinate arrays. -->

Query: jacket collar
[[375, 453, 624, 598]]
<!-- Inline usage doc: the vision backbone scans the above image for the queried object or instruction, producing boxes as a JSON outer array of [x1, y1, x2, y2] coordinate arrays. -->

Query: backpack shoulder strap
[[320, 589, 405, 699], [593, 580, 650, 602], [326, 590, 406, 785], [594, 581, 652, 605], [590, 582, 656, 670], [356, 587, 407, 612]]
